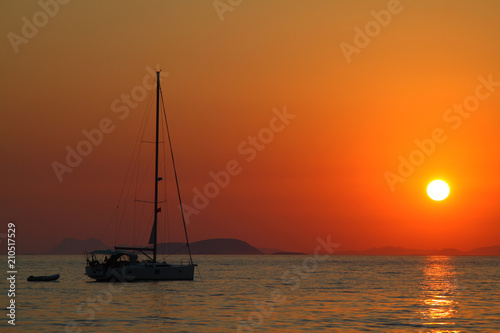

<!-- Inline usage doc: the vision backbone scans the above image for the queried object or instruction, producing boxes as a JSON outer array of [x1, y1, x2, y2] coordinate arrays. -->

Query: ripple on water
[[14, 255, 500, 332]]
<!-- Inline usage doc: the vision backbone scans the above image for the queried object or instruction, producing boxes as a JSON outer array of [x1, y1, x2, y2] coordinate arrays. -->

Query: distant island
[[334, 245, 500, 256], [46, 238, 264, 255], [47, 237, 109, 255], [14, 238, 500, 256]]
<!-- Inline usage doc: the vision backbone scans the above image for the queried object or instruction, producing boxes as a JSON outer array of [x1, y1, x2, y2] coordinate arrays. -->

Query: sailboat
[[85, 71, 196, 282]]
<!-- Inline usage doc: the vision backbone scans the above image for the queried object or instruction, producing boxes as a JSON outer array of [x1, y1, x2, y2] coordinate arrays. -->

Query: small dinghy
[[27, 274, 60, 282]]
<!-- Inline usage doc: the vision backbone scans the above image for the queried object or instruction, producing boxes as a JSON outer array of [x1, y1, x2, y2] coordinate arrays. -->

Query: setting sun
[[427, 180, 450, 201]]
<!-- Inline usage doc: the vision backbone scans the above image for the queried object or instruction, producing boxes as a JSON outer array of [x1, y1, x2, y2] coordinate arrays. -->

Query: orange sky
[[2, 1, 500, 254]]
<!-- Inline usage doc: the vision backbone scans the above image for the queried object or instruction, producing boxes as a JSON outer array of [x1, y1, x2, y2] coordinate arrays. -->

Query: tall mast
[[153, 71, 160, 263]]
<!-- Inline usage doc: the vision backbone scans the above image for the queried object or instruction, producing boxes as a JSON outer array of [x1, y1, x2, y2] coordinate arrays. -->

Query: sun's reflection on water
[[415, 256, 461, 333]]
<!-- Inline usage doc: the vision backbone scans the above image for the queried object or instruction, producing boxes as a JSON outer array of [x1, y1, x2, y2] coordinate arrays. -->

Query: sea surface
[[3, 255, 500, 332]]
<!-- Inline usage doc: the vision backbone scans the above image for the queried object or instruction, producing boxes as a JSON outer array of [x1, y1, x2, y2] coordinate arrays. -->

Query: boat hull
[[86, 262, 195, 282], [27, 274, 60, 282]]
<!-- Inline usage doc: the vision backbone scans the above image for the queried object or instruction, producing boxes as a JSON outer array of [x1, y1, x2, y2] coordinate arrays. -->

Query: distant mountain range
[[47, 237, 108, 255], [40, 238, 500, 256], [334, 245, 500, 256], [46, 238, 264, 255], [156, 238, 263, 255], [257, 247, 284, 254]]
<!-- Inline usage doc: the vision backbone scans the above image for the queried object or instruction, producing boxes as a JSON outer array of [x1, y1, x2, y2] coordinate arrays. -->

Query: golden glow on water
[[20, 255, 500, 331], [417, 256, 460, 332]]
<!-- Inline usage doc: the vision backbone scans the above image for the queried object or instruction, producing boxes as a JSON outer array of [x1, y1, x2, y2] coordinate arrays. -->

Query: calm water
[[4, 255, 500, 332]]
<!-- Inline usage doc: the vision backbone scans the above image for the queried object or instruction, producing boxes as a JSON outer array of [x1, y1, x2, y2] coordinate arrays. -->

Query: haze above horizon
[[2, 1, 500, 254]]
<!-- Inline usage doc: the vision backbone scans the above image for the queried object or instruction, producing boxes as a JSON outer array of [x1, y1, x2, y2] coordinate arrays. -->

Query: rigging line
[[136, 149, 156, 205], [131, 148, 141, 245], [160, 110, 171, 257], [130, 89, 155, 245], [135, 91, 155, 202], [196, 266, 203, 281], [162, 244, 188, 257], [129, 89, 154, 224], [100, 88, 155, 246], [100, 208, 117, 247], [116, 87, 155, 246], [132, 91, 156, 244], [139, 209, 155, 247], [159, 85, 194, 265], [135, 201, 146, 246]]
